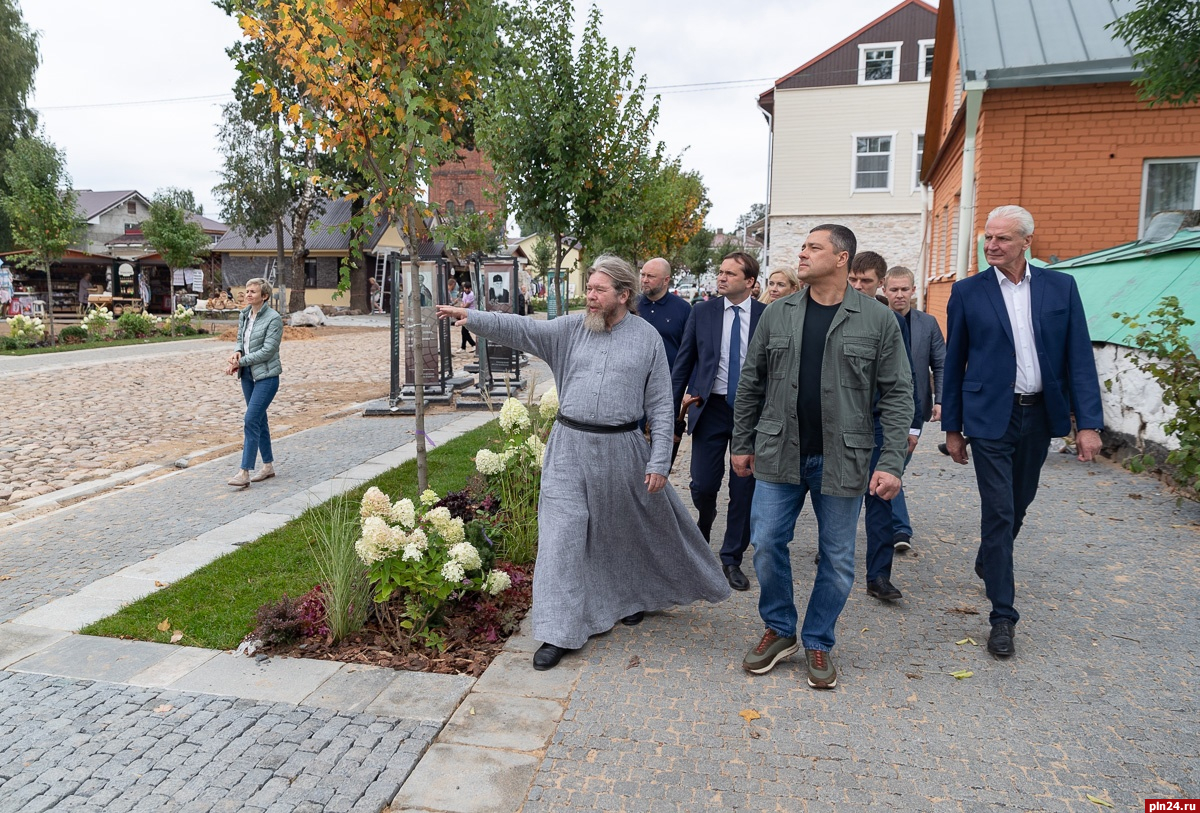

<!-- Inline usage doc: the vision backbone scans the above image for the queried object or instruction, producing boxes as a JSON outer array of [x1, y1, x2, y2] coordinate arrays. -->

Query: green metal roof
[[1050, 229, 1200, 348]]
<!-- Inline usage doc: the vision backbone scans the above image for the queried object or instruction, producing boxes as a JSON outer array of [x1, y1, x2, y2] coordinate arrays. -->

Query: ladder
[[374, 252, 390, 293], [264, 258, 278, 288]]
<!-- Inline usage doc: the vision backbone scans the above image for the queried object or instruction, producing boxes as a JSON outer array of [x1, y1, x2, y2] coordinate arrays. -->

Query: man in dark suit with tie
[[943, 205, 1104, 659], [672, 251, 765, 592], [883, 265, 946, 553]]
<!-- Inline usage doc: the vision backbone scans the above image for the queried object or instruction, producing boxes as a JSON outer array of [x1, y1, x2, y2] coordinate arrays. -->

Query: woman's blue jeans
[[240, 374, 279, 470], [751, 458, 864, 652]]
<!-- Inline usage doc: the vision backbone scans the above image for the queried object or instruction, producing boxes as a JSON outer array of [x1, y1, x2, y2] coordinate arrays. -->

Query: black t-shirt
[[796, 299, 841, 455]]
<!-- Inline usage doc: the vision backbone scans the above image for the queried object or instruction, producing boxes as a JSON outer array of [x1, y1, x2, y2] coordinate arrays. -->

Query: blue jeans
[[970, 401, 1051, 626], [750, 459, 863, 652], [240, 374, 279, 470]]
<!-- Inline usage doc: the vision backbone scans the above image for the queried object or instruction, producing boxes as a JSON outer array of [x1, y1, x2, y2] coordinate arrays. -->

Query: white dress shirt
[[996, 263, 1042, 394], [713, 296, 752, 398]]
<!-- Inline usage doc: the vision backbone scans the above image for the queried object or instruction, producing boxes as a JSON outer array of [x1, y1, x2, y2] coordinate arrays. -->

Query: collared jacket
[[731, 285, 913, 497], [236, 304, 284, 381]]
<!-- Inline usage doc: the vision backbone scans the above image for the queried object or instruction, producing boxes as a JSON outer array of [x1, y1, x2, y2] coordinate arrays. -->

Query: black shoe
[[866, 577, 903, 601], [937, 442, 950, 456], [987, 621, 1016, 657], [723, 564, 750, 591], [974, 562, 984, 580], [621, 612, 644, 626], [814, 552, 820, 565], [533, 643, 572, 670], [892, 534, 912, 553]]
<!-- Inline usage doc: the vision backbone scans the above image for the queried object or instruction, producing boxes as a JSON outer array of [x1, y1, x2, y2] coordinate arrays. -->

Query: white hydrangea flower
[[424, 506, 452, 526], [355, 516, 393, 563], [475, 449, 508, 475], [525, 435, 546, 469], [406, 527, 429, 551], [401, 543, 424, 562], [441, 560, 466, 583], [499, 398, 531, 432], [440, 517, 466, 545], [419, 488, 440, 507], [389, 498, 417, 529], [449, 541, 482, 570], [539, 386, 559, 420], [360, 487, 392, 519], [485, 570, 512, 596]]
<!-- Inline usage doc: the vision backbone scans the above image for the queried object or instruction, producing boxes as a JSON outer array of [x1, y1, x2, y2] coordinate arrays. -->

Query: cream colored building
[[758, 0, 937, 273]]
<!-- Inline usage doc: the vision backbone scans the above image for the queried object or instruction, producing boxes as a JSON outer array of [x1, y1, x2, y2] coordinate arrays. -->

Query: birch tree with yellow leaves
[[236, 0, 497, 489]]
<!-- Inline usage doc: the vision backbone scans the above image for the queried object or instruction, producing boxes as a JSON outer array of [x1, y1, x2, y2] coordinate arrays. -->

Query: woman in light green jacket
[[225, 278, 283, 488]]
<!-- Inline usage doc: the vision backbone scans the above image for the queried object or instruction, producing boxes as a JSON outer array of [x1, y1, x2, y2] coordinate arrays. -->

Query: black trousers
[[688, 397, 755, 566]]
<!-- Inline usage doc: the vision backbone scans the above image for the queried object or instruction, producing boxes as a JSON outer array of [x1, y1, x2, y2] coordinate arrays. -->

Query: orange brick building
[[428, 147, 502, 218], [920, 0, 1200, 328]]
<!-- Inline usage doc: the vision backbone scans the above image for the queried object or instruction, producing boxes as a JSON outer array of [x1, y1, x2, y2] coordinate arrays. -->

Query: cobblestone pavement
[[520, 441, 1200, 812], [0, 671, 439, 813], [0, 327, 395, 511]]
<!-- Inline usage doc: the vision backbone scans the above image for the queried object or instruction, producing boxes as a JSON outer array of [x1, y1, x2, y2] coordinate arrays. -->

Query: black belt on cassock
[[556, 414, 639, 434]]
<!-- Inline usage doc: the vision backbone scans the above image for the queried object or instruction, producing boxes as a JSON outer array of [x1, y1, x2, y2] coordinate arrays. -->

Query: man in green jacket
[[730, 224, 913, 690]]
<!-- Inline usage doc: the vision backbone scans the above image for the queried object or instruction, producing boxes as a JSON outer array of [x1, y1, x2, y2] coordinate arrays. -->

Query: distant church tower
[[429, 147, 502, 217]]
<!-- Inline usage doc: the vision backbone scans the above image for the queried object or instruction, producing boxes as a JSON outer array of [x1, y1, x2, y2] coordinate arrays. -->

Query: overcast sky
[[21, 0, 927, 233]]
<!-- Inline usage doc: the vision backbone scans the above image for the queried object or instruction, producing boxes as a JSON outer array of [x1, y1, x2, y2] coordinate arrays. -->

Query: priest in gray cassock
[[437, 255, 730, 670]]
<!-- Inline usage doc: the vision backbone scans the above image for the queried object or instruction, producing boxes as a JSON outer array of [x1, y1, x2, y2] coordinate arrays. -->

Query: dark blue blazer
[[942, 264, 1103, 440], [671, 296, 765, 433]]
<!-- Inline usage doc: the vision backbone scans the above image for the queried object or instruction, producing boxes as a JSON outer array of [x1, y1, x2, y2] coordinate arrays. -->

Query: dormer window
[[858, 42, 902, 84], [918, 39, 935, 81], [126, 201, 137, 215]]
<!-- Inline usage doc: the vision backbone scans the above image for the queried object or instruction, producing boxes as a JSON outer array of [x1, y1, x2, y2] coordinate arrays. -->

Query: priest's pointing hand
[[436, 305, 469, 324]]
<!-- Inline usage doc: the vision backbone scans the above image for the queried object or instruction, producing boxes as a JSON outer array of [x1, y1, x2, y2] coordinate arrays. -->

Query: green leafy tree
[[590, 155, 709, 266], [140, 188, 212, 303], [0, 133, 85, 345], [0, 0, 40, 252], [1109, 0, 1200, 107], [678, 226, 720, 288], [478, 0, 661, 309], [436, 209, 505, 257], [735, 203, 767, 233]]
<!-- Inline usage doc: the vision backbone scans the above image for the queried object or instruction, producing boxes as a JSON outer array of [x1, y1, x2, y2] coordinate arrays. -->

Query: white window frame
[[851, 131, 897, 194], [858, 42, 902, 85], [1139, 157, 1200, 236], [918, 39, 935, 81], [912, 131, 925, 192]]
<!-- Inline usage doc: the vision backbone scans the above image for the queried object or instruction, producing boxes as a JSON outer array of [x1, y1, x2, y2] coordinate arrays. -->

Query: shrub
[[6, 314, 45, 347], [306, 496, 371, 643], [59, 326, 89, 344], [248, 587, 327, 647], [82, 306, 114, 337], [1116, 296, 1200, 493], [357, 486, 512, 651], [114, 310, 158, 339]]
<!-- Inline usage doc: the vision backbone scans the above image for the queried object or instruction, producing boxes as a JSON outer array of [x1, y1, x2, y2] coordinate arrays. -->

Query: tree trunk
[[349, 197, 369, 313], [553, 232, 566, 315], [403, 205, 428, 491], [42, 260, 56, 346], [287, 150, 318, 314]]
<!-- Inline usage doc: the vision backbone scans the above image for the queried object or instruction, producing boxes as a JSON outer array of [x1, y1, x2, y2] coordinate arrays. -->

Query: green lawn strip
[[81, 417, 505, 650], [0, 333, 215, 356]]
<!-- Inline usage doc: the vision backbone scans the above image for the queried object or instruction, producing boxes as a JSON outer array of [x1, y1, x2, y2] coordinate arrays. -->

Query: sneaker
[[804, 648, 837, 689], [892, 534, 912, 553], [742, 629, 799, 675], [866, 576, 903, 601]]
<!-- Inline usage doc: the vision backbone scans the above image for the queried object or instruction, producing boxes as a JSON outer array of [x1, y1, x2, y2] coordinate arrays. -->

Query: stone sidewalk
[[1, 329, 1197, 811]]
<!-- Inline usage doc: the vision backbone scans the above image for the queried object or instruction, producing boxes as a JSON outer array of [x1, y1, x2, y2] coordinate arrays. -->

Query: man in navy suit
[[943, 205, 1104, 658], [672, 251, 765, 592]]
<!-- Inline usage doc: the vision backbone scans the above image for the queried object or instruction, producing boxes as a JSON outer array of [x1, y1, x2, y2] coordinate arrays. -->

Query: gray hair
[[587, 254, 639, 315], [987, 205, 1035, 237], [246, 277, 273, 298]]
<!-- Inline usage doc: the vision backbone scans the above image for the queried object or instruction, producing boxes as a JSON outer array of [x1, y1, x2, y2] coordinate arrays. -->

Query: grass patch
[[0, 333, 214, 356], [81, 418, 505, 650]]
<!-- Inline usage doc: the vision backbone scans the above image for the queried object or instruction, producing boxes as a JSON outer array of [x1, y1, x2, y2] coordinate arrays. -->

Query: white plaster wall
[[765, 213, 922, 275], [1095, 344, 1175, 451]]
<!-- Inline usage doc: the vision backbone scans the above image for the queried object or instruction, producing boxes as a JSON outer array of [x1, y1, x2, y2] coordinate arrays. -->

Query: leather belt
[[1014, 392, 1043, 406], [556, 414, 639, 434]]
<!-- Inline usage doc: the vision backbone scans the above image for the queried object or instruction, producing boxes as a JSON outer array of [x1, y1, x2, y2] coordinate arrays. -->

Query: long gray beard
[[583, 311, 609, 333]]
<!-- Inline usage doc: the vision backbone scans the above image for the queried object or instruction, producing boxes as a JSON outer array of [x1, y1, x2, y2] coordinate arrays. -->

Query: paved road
[[519, 441, 1200, 812], [0, 326, 395, 511]]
